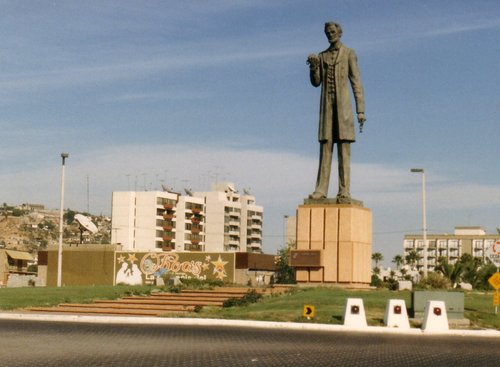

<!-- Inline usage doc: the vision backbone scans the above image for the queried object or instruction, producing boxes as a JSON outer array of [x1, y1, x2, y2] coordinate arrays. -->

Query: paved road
[[0, 319, 498, 366]]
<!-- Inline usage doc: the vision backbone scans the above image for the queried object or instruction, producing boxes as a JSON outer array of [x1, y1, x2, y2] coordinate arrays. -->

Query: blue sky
[[1, 0, 499, 264]]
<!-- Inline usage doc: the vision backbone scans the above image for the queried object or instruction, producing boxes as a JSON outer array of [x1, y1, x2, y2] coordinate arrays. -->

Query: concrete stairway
[[26, 287, 279, 317]]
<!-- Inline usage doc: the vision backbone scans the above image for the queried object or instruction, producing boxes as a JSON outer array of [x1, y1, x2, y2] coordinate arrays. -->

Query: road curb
[[0, 312, 498, 338]]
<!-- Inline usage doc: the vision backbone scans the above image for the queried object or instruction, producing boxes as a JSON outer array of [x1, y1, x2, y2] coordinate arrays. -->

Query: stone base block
[[292, 203, 372, 284]]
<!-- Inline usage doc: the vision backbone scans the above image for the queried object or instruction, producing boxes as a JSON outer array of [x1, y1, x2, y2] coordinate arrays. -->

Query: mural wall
[[115, 252, 235, 285]]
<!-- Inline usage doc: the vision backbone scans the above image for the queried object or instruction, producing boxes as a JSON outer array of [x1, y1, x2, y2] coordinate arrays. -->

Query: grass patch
[[1, 285, 498, 330], [464, 291, 499, 329], [0, 285, 154, 310], [194, 287, 499, 329]]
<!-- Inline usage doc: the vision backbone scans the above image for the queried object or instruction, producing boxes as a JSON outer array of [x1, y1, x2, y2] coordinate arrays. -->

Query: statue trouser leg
[[337, 142, 351, 198], [310, 139, 333, 199]]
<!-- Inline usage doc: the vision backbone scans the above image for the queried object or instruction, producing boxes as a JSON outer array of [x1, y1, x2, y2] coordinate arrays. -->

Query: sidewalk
[[1, 311, 498, 338]]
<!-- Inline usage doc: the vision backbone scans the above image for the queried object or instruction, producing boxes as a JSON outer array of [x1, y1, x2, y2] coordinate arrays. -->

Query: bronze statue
[[307, 21, 366, 203]]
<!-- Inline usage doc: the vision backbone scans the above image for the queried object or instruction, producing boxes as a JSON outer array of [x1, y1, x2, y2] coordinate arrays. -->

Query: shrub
[[193, 305, 203, 313], [417, 272, 451, 290], [385, 278, 399, 291], [370, 274, 383, 288], [223, 289, 262, 308]]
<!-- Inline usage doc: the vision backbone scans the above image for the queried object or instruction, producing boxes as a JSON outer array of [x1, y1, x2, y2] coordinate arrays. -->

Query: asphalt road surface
[[0, 319, 498, 366]]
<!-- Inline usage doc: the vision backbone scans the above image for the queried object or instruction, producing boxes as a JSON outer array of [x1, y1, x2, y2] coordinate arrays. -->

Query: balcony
[[248, 241, 262, 249], [185, 243, 203, 251], [163, 213, 174, 220], [163, 203, 175, 210], [224, 244, 239, 252]]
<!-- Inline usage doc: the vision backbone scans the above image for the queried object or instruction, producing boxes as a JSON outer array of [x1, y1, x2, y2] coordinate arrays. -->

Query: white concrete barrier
[[342, 298, 367, 328], [422, 300, 449, 332], [383, 299, 410, 329]]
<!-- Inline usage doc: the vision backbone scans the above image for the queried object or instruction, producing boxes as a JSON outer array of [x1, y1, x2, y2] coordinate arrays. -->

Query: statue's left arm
[[348, 49, 366, 127]]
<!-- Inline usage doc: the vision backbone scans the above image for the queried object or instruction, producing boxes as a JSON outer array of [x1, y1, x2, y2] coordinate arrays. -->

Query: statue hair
[[324, 21, 343, 37]]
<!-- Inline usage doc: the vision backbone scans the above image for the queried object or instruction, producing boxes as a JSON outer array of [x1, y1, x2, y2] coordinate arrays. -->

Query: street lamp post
[[57, 153, 69, 287], [411, 168, 427, 277], [283, 215, 289, 247]]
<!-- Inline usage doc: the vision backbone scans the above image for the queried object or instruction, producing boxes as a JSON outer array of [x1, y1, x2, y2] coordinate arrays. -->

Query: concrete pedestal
[[293, 204, 372, 284]]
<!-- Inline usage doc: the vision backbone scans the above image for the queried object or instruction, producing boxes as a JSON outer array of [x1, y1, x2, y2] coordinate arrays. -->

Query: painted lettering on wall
[[115, 252, 234, 285]]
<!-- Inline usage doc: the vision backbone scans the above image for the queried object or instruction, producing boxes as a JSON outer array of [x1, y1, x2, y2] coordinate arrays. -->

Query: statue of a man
[[307, 21, 366, 202]]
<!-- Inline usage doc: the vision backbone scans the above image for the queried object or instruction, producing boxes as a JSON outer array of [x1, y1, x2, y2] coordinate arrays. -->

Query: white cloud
[[0, 45, 304, 98], [2, 144, 498, 247]]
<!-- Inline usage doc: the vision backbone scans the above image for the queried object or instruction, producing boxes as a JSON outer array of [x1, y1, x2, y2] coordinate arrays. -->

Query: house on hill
[[0, 249, 35, 287]]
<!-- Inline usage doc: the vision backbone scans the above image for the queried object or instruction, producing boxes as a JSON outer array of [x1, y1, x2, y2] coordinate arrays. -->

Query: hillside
[[0, 204, 111, 253]]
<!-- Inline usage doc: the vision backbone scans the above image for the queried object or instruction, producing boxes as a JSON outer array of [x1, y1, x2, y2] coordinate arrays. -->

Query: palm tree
[[405, 250, 420, 271], [435, 256, 462, 286], [392, 255, 404, 270], [371, 252, 384, 268]]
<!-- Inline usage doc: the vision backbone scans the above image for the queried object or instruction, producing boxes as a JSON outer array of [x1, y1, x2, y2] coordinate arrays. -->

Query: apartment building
[[111, 182, 263, 253], [111, 191, 204, 252], [194, 182, 263, 253], [403, 226, 500, 272]]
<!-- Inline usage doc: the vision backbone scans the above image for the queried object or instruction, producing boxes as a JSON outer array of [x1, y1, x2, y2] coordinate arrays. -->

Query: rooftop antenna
[[226, 183, 237, 193], [86, 175, 90, 213], [162, 184, 174, 192], [184, 188, 193, 196]]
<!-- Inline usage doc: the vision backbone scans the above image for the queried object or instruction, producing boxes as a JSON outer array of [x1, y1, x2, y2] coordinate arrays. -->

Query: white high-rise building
[[111, 191, 204, 252], [195, 183, 263, 253], [111, 183, 263, 253]]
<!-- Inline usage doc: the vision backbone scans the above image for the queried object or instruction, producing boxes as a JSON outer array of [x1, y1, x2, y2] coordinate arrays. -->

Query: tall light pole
[[57, 153, 69, 287], [411, 168, 427, 277], [283, 215, 289, 247]]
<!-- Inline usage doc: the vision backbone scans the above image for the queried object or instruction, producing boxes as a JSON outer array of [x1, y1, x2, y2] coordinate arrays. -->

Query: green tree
[[274, 242, 296, 284], [459, 254, 496, 290], [405, 250, 421, 270], [64, 209, 76, 224], [435, 256, 462, 286], [11, 208, 27, 217], [474, 261, 496, 290], [371, 252, 383, 268], [392, 254, 404, 270]]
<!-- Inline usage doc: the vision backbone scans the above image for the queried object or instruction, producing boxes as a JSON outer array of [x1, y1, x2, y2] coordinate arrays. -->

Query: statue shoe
[[309, 191, 326, 200]]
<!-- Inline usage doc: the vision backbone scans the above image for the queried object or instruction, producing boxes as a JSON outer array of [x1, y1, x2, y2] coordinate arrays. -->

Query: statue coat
[[310, 43, 365, 143]]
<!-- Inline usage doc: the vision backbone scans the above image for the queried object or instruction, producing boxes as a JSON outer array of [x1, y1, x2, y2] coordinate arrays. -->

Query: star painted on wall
[[211, 255, 228, 280], [202, 263, 210, 271], [205, 255, 211, 262], [117, 255, 126, 263], [127, 253, 138, 263]]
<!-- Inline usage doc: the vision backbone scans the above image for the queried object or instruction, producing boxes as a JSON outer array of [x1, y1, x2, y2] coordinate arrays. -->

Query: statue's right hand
[[307, 54, 319, 68]]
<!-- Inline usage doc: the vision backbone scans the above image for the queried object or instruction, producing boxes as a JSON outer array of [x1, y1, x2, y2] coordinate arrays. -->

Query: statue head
[[324, 21, 342, 44]]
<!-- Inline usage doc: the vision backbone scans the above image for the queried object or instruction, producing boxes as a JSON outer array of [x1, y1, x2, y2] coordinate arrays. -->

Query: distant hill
[[0, 205, 111, 253]]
